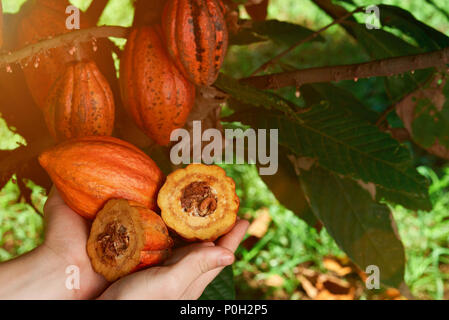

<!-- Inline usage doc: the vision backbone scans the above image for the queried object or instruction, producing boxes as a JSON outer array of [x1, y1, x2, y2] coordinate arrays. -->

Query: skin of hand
[[98, 219, 249, 300], [0, 187, 108, 299], [0, 186, 249, 300]]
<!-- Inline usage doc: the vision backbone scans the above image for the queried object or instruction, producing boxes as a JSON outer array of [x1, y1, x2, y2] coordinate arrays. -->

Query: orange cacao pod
[[17, 0, 93, 109], [87, 199, 173, 281], [162, 0, 228, 86], [44, 60, 115, 141], [120, 26, 195, 146], [39, 136, 164, 219]]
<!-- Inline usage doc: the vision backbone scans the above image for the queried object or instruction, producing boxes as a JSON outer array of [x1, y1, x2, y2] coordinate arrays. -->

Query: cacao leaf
[[300, 165, 406, 288], [228, 104, 431, 210], [200, 266, 236, 300], [244, 0, 268, 21]]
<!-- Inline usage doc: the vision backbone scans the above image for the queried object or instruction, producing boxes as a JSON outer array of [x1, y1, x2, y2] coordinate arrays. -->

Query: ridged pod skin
[[38, 136, 164, 219], [162, 0, 229, 86], [44, 61, 115, 141], [87, 199, 173, 281], [158, 164, 239, 242], [17, 0, 93, 109], [120, 27, 195, 146]]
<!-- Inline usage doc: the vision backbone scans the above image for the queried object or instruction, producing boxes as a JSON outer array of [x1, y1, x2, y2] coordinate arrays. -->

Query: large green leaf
[[379, 4, 449, 50], [228, 104, 430, 209], [200, 266, 236, 300], [259, 151, 317, 227], [300, 83, 378, 123], [215, 73, 298, 117], [230, 19, 325, 46], [300, 166, 405, 288], [348, 22, 434, 101]]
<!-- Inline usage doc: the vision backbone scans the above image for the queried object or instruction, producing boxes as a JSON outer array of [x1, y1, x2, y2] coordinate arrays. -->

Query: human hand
[[0, 186, 108, 299], [98, 219, 249, 300]]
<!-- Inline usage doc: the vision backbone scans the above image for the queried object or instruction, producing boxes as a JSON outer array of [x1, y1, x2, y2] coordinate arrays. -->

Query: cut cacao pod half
[[87, 199, 173, 282], [158, 164, 239, 242], [38, 136, 164, 219]]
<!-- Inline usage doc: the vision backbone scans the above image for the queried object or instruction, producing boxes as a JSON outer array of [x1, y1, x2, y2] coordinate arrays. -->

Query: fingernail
[[219, 254, 234, 266]]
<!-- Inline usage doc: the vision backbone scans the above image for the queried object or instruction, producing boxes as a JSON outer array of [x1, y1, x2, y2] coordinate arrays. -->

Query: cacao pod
[[158, 164, 239, 241], [120, 26, 195, 146], [39, 136, 164, 219], [87, 199, 173, 281], [17, 0, 93, 109], [162, 0, 228, 86], [44, 60, 115, 141]]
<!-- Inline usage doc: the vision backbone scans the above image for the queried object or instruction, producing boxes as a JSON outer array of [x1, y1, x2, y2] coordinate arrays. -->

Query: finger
[[182, 220, 249, 299], [167, 246, 234, 297], [216, 219, 250, 251], [164, 242, 215, 266]]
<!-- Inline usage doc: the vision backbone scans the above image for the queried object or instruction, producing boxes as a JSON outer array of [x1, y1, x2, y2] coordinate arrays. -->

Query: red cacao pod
[[162, 0, 228, 86], [38, 136, 164, 219], [17, 0, 93, 109], [120, 26, 195, 146], [43, 60, 115, 141]]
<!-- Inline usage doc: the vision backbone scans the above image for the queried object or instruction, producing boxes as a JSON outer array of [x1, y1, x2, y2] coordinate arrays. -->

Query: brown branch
[[242, 47, 449, 89], [0, 26, 129, 68], [250, 7, 362, 76]]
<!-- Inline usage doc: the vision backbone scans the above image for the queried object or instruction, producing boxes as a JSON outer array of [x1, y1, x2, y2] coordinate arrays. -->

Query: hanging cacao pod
[[17, 0, 93, 109], [39, 136, 164, 219], [43, 60, 115, 141], [120, 26, 195, 146], [162, 0, 228, 86]]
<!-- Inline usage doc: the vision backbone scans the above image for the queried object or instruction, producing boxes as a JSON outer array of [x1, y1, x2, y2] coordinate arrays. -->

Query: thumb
[[171, 246, 234, 289]]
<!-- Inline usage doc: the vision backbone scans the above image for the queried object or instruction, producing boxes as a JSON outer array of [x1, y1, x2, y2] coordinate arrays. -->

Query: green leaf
[[348, 22, 434, 101], [300, 166, 406, 288], [228, 103, 430, 209], [230, 19, 325, 47], [379, 4, 449, 50], [300, 83, 378, 123], [200, 266, 236, 300], [259, 152, 317, 227], [215, 73, 298, 117], [250, 20, 325, 46]]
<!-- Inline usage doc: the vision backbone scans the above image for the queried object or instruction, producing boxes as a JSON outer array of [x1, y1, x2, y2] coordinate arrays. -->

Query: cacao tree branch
[[242, 47, 449, 89], [250, 7, 363, 76], [0, 26, 129, 68]]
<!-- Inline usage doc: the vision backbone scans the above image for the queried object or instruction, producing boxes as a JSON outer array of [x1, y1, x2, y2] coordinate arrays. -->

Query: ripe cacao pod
[[17, 0, 93, 109], [162, 0, 229, 86], [120, 26, 195, 146], [87, 199, 173, 281], [39, 136, 164, 219], [44, 60, 115, 141]]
